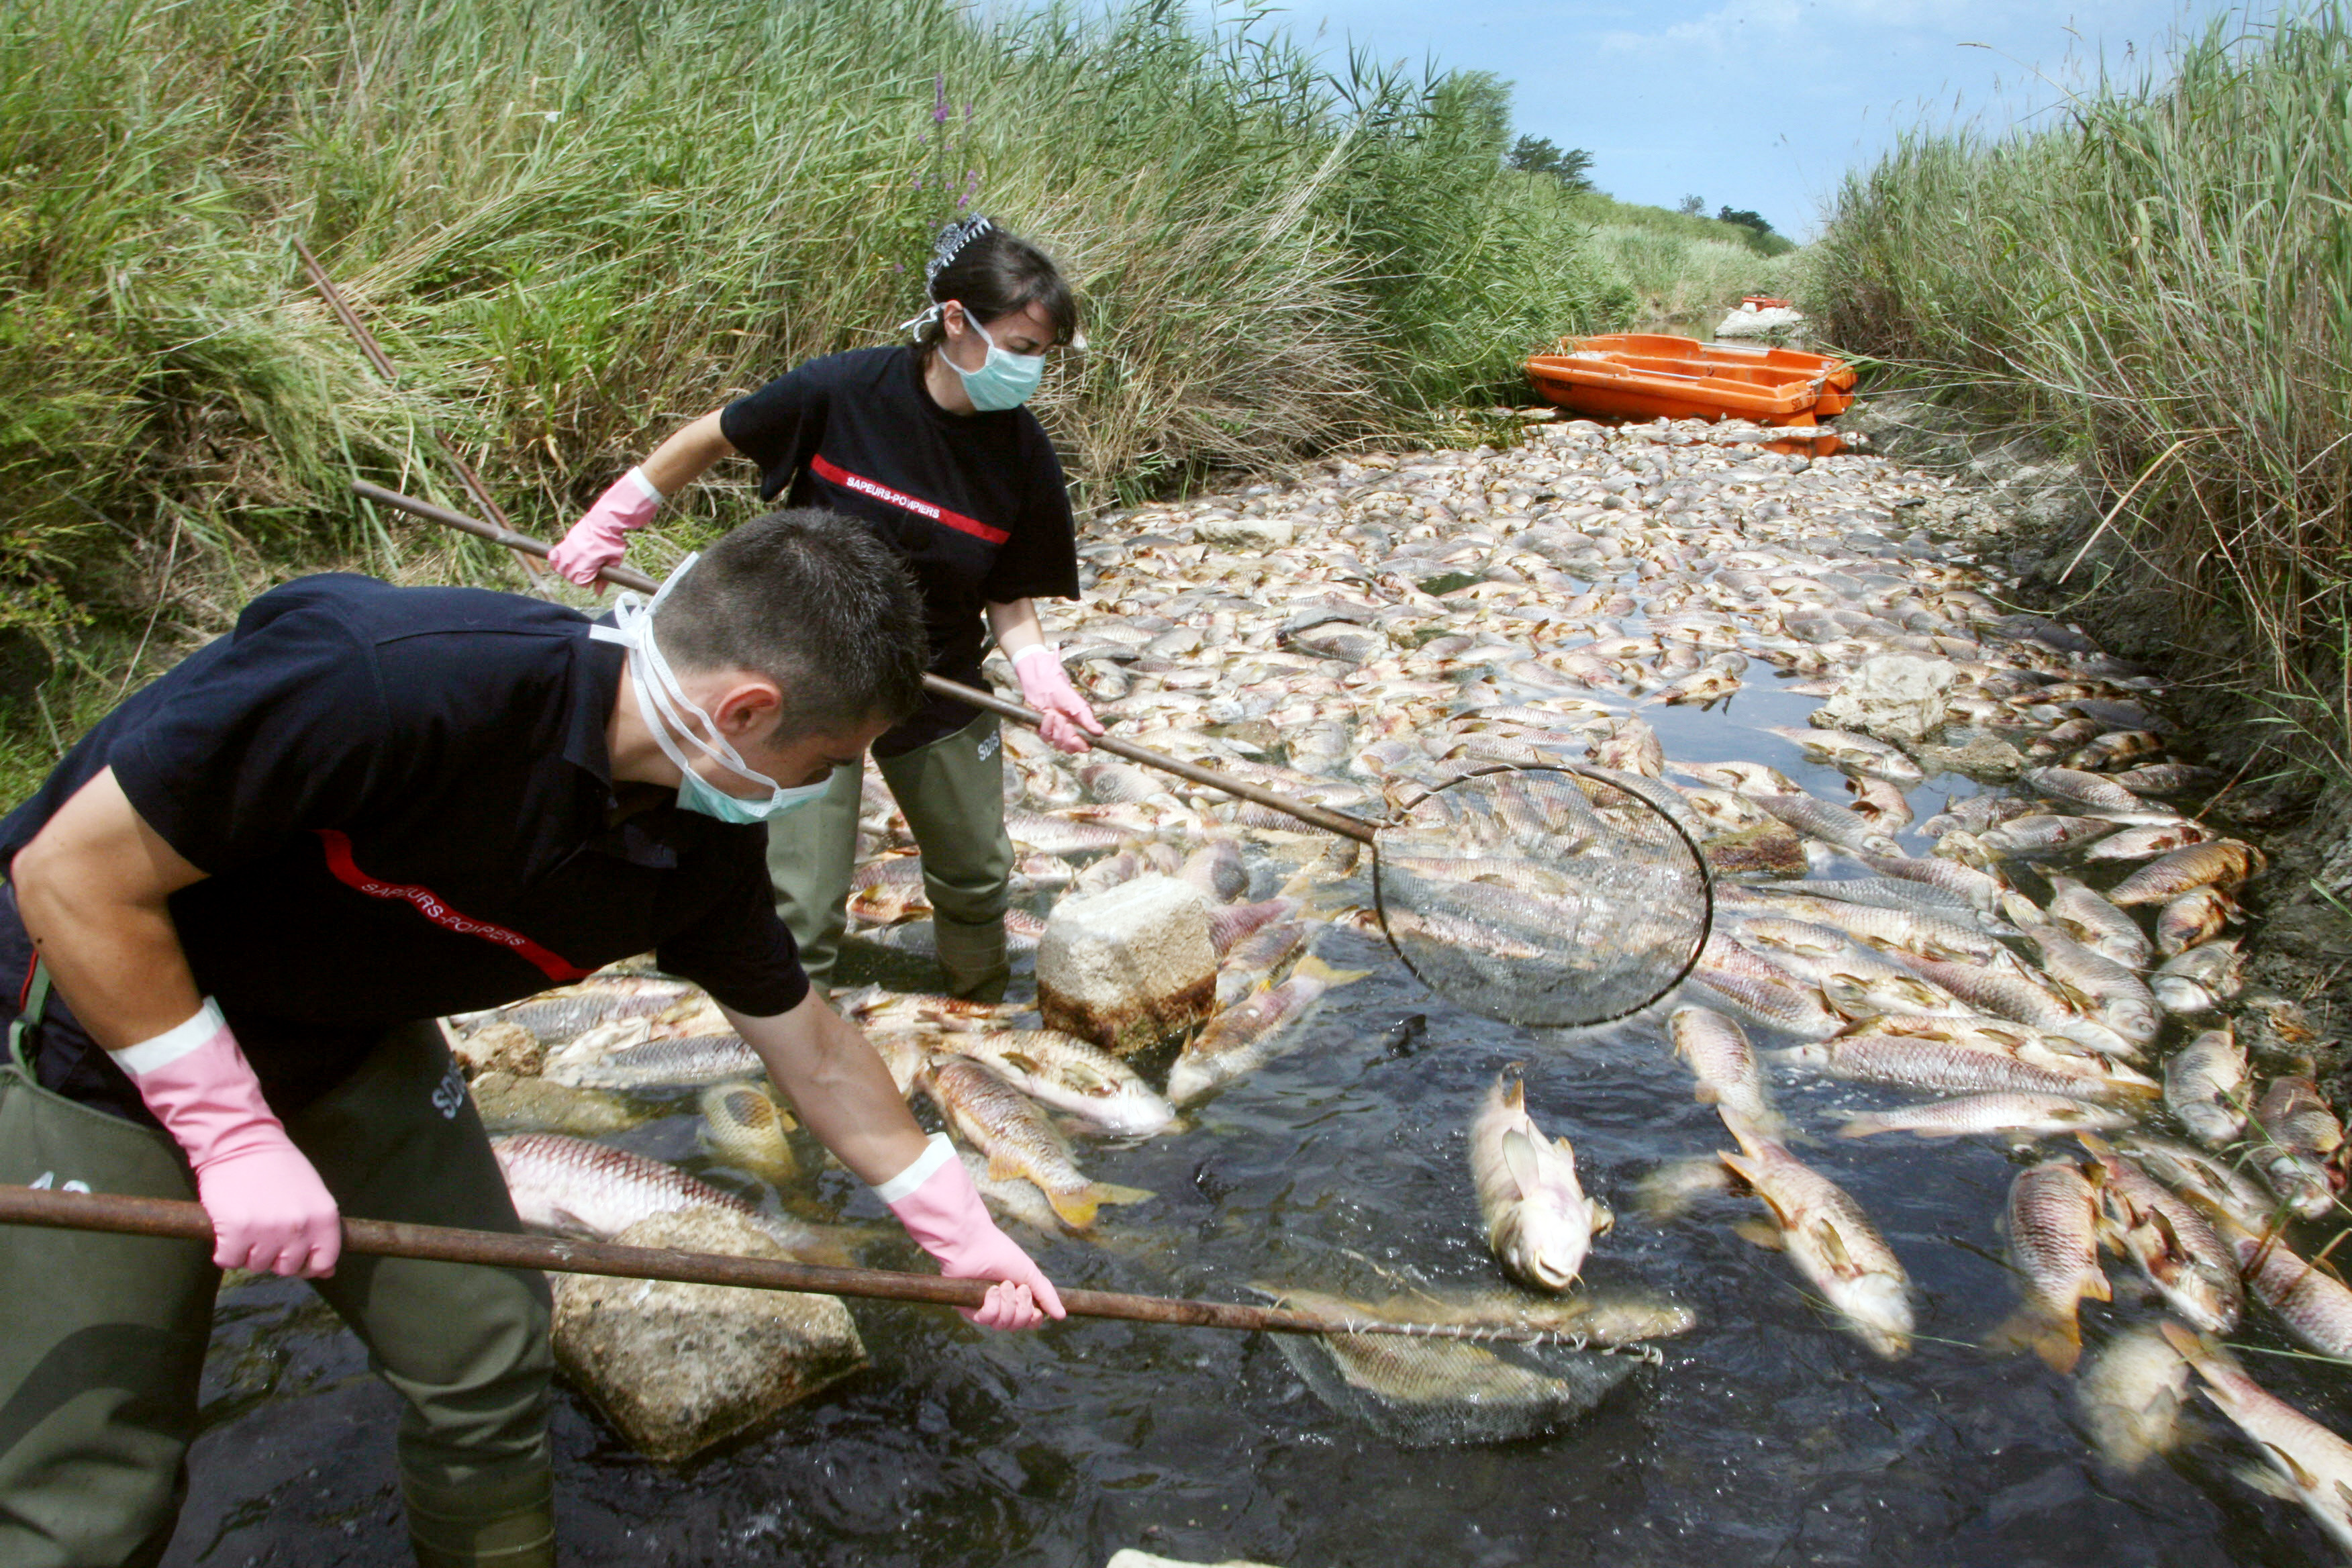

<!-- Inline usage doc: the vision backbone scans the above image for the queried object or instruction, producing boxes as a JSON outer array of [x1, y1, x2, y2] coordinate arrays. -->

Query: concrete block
[[550, 1206, 866, 1463], [1038, 873, 1217, 1056], [1813, 654, 1957, 744]]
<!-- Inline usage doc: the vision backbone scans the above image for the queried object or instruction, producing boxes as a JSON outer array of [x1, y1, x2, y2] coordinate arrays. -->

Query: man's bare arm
[[718, 991, 931, 1185], [11, 766, 209, 1049]]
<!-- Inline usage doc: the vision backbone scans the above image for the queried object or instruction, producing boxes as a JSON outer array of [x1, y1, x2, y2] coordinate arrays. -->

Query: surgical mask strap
[[591, 555, 786, 797]]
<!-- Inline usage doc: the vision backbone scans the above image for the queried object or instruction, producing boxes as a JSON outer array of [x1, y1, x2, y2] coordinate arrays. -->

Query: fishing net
[[1371, 764, 1713, 1028], [1254, 1278, 1669, 1449]]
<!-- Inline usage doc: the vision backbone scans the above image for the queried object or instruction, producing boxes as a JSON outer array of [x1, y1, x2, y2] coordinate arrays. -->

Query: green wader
[[767, 711, 1016, 1001], [0, 973, 555, 1568]]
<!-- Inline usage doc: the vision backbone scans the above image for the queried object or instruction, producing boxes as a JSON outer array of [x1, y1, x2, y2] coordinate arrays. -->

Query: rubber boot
[[933, 915, 1010, 1003], [402, 1465, 556, 1568]]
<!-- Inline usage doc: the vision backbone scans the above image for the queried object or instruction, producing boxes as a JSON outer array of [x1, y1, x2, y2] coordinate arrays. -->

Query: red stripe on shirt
[[313, 830, 593, 984], [810, 454, 1010, 546]]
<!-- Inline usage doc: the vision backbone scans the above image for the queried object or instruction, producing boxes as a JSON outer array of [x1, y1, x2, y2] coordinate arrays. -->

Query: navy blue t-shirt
[[0, 575, 806, 1121], [720, 345, 1079, 753]]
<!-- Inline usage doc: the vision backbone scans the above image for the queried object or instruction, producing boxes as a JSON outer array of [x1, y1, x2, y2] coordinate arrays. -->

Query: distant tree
[[1676, 194, 1706, 215], [1716, 205, 1776, 238], [1506, 135, 1595, 192]]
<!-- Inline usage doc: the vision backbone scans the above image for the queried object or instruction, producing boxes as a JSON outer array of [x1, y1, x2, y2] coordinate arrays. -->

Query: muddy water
[[164, 558, 2343, 1568]]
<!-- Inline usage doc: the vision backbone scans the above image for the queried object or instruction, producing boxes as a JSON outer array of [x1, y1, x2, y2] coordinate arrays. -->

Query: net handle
[[1371, 762, 1716, 1028], [352, 482, 1377, 842], [0, 1184, 1589, 1346]]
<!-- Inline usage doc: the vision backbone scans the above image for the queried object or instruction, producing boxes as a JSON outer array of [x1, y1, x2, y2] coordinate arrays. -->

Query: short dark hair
[[915, 216, 1079, 356], [653, 508, 927, 737]]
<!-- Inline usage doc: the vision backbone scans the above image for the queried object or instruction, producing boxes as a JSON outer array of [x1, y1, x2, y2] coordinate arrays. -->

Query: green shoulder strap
[[7, 959, 48, 1074]]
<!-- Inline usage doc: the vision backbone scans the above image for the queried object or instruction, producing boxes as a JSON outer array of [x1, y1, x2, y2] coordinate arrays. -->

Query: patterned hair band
[[925, 215, 995, 292]]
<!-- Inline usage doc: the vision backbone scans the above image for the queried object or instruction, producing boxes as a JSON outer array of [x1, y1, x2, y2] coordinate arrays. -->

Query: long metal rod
[[349, 481, 1377, 842], [295, 239, 546, 580], [0, 1185, 1580, 1345]]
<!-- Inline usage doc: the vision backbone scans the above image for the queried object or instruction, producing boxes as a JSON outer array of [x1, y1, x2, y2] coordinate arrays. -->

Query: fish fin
[[1046, 1189, 1101, 1230], [1091, 1182, 1155, 1208], [2233, 1463, 2302, 1503], [1732, 1218, 1787, 1251], [2266, 1444, 2322, 1493], [1838, 1112, 1890, 1139], [999, 1050, 1044, 1075], [986, 1152, 1024, 1183], [2157, 1320, 2211, 1361], [1292, 954, 1373, 988], [1500, 1130, 1545, 1202], [2075, 1130, 2118, 1160], [1988, 1306, 2082, 1373], [1588, 1197, 1615, 1236], [1814, 1218, 1861, 1279], [2082, 1266, 2113, 1304], [1693, 1083, 1725, 1105]]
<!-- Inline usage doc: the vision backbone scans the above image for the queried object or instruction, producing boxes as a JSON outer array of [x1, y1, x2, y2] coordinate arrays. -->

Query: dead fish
[[1687, 935, 1845, 1040], [1719, 1111, 1914, 1358], [1005, 810, 1130, 856], [1975, 814, 2118, 856], [932, 1029, 1177, 1138], [699, 1083, 797, 1182], [1888, 954, 2133, 1058], [1470, 1071, 1612, 1292], [2253, 1077, 2342, 1220], [1844, 775, 1914, 830], [1169, 954, 1366, 1105], [1749, 791, 1903, 859], [1778, 1036, 2151, 1102], [2081, 1140, 2241, 1334], [1992, 1161, 2109, 1373], [1839, 1093, 2132, 1142], [2165, 1029, 2249, 1148], [1363, 1283, 1696, 1346], [2076, 1323, 2194, 1472], [2155, 886, 2233, 957], [2041, 875, 2152, 971], [2020, 926, 2161, 1047], [2067, 729, 2165, 771], [1209, 896, 1299, 957], [544, 1032, 763, 1090], [1215, 918, 1315, 1008], [1839, 1014, 2158, 1095], [2079, 819, 2218, 862], [2162, 1324, 2352, 1555], [2023, 765, 2173, 819], [1589, 714, 1665, 777], [490, 1132, 846, 1261], [1179, 838, 1252, 901], [2204, 1209, 2352, 1360], [2108, 763, 2220, 794], [1251, 1283, 1600, 1416], [481, 979, 695, 1042], [2106, 839, 2265, 905], [922, 1059, 1153, 1230], [2150, 938, 2245, 1014], [1763, 724, 1925, 784], [1855, 851, 2009, 914], [2116, 1132, 2275, 1233], [1667, 1005, 1783, 1135]]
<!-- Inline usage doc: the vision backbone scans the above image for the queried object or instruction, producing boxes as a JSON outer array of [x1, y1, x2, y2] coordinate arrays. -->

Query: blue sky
[[1248, 1, 2266, 238]]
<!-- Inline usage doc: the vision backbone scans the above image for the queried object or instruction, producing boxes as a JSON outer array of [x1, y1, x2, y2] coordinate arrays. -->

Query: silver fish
[[2165, 1028, 2248, 1148], [1719, 1112, 1914, 1359], [490, 1132, 845, 1261], [1839, 1093, 2132, 1142], [1667, 1006, 1781, 1136], [1470, 1072, 1612, 1291], [2165, 1325, 2352, 1556], [1994, 1161, 2109, 1373]]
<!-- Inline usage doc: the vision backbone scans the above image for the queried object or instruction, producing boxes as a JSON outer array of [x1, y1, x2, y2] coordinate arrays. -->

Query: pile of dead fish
[[453, 414, 2352, 1542]]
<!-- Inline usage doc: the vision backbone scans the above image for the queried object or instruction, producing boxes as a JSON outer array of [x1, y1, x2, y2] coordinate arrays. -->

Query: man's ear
[[709, 679, 783, 739]]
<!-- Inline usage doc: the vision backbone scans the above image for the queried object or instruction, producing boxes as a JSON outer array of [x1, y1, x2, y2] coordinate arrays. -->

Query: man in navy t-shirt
[[0, 510, 1064, 1568]]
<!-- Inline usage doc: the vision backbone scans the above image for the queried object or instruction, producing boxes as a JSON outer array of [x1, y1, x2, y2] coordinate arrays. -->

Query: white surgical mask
[[591, 556, 836, 825]]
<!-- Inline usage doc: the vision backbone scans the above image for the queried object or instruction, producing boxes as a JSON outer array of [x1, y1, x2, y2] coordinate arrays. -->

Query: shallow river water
[[162, 442, 2349, 1568]]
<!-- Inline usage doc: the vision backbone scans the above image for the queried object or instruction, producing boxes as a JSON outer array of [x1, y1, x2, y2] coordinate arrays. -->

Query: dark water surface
[[164, 660, 2349, 1567]]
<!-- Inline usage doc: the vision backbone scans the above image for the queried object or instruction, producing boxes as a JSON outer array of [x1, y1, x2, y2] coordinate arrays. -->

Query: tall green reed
[[1812, 5, 2352, 771]]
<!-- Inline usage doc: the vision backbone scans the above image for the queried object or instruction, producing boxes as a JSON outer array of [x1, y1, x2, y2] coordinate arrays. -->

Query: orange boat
[[1526, 334, 1855, 426]]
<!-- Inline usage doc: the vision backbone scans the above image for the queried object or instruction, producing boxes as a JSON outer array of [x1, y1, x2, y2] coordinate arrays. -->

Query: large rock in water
[[1037, 873, 1216, 1056], [550, 1206, 865, 1463], [1811, 654, 1957, 745]]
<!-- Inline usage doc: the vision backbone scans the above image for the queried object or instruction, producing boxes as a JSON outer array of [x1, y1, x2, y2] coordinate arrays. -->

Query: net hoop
[[1368, 762, 1715, 1029]]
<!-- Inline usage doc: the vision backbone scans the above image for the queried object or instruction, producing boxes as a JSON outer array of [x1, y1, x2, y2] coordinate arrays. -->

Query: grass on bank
[[0, 0, 1785, 801], [1809, 4, 2352, 776]]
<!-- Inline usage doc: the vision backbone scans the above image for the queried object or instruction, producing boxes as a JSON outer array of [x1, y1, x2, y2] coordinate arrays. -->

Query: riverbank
[[1847, 390, 2352, 1085]]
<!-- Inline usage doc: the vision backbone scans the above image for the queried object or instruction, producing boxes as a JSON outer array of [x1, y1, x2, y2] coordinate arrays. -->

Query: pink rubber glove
[[878, 1134, 1065, 1330], [111, 1000, 341, 1277], [548, 468, 663, 589], [1012, 644, 1104, 754]]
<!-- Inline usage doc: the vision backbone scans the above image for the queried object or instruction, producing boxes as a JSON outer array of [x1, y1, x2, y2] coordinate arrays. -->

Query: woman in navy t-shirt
[[550, 217, 1099, 1000]]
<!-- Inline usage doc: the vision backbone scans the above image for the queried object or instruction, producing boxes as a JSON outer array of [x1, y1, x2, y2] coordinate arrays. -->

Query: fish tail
[[1989, 1304, 2084, 1373], [1046, 1189, 1101, 1230], [1292, 954, 1372, 987], [1092, 1181, 1156, 1208]]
